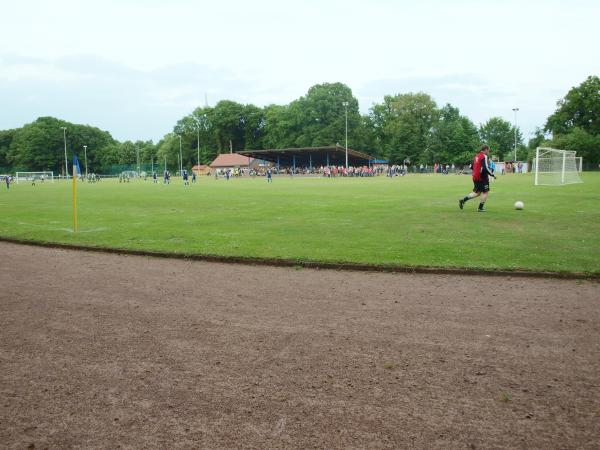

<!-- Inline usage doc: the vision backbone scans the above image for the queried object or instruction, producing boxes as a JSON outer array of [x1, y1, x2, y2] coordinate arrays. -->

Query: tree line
[[0, 76, 598, 174]]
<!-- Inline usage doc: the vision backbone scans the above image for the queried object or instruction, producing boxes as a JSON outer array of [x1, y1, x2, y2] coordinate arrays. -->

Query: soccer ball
[[514, 201, 524, 210]]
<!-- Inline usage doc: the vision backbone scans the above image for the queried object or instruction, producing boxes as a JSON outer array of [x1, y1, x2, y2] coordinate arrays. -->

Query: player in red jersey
[[459, 144, 496, 212]]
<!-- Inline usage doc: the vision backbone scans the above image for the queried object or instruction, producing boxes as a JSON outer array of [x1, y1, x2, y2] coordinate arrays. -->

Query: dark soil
[[1, 242, 599, 449]]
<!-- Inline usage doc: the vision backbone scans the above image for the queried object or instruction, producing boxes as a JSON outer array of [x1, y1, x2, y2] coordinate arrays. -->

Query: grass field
[[0, 173, 599, 274]]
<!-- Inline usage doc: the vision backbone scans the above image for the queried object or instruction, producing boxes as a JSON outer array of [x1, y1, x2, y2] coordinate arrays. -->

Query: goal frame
[[15, 171, 55, 183], [534, 147, 583, 186]]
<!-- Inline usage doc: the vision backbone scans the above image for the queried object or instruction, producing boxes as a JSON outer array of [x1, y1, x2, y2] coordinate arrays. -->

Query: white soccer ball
[[514, 201, 524, 210]]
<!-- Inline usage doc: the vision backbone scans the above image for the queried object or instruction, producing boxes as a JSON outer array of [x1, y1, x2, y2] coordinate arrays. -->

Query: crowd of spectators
[[212, 163, 481, 178]]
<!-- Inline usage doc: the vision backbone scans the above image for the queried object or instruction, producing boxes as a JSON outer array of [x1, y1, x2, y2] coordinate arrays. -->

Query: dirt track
[[1, 242, 599, 449]]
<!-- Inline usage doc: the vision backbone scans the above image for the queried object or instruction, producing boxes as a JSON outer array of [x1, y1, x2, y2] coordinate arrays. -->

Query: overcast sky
[[1, 0, 599, 143]]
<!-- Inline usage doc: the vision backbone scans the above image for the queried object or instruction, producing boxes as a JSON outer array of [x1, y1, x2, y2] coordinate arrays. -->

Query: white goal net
[[533, 148, 583, 186], [15, 171, 54, 183]]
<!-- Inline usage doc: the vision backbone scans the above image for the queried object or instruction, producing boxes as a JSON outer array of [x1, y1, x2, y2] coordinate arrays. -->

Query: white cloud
[[1, 0, 599, 141]]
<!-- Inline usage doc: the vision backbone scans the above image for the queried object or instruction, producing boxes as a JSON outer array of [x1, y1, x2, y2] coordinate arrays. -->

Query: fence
[[105, 163, 176, 176]]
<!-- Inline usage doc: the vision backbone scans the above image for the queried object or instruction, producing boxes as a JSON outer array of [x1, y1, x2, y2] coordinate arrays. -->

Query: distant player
[[153, 171, 157, 183], [459, 144, 496, 212], [4, 176, 9, 189], [192, 171, 197, 184], [183, 169, 189, 186], [266, 168, 273, 183]]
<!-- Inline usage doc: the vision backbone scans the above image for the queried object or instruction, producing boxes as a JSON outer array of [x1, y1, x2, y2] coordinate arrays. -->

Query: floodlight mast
[[194, 117, 200, 169], [342, 101, 349, 169], [83, 145, 88, 178], [136, 146, 140, 177], [177, 134, 183, 174], [61, 127, 68, 179], [512, 107, 519, 161]]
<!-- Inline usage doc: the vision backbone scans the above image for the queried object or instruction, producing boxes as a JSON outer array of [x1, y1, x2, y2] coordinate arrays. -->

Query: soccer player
[[459, 144, 497, 212], [183, 169, 189, 186], [266, 168, 273, 183]]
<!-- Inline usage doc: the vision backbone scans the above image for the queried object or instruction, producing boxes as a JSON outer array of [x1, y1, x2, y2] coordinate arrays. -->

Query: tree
[[0, 129, 16, 170], [548, 127, 600, 167], [136, 140, 157, 168], [352, 115, 378, 158], [184, 107, 215, 164], [7, 117, 67, 172], [241, 104, 267, 150], [542, 76, 600, 168], [545, 76, 600, 136], [479, 117, 522, 161], [209, 100, 246, 153], [528, 127, 548, 150], [97, 142, 121, 171], [5, 117, 115, 174], [294, 82, 359, 148], [370, 92, 438, 164], [428, 104, 480, 164], [262, 104, 297, 149], [155, 134, 179, 172]]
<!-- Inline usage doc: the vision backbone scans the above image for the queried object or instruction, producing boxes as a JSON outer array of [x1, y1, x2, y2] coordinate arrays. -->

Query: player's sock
[[462, 196, 470, 202], [478, 202, 486, 211]]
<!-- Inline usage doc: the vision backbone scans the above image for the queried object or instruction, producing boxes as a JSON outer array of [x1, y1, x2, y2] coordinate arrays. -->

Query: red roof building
[[210, 153, 253, 169], [191, 164, 211, 175]]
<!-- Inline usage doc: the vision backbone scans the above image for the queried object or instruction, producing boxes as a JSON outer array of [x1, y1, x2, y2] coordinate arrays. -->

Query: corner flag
[[73, 154, 81, 177]]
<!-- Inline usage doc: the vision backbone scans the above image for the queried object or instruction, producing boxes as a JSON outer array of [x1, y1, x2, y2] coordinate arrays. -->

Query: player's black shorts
[[473, 180, 490, 193]]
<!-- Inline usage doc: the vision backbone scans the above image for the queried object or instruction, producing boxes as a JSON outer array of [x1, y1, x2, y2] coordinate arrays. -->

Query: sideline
[[0, 236, 597, 280]]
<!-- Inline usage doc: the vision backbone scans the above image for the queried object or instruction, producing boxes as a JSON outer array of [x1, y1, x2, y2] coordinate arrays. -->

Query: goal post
[[15, 171, 54, 183], [534, 148, 583, 186]]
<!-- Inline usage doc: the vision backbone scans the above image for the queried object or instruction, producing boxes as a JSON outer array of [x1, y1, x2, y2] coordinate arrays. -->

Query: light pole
[[512, 107, 519, 161], [177, 134, 183, 175], [342, 101, 349, 169], [136, 146, 140, 177], [193, 117, 200, 169], [83, 145, 88, 178], [60, 127, 68, 179]]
